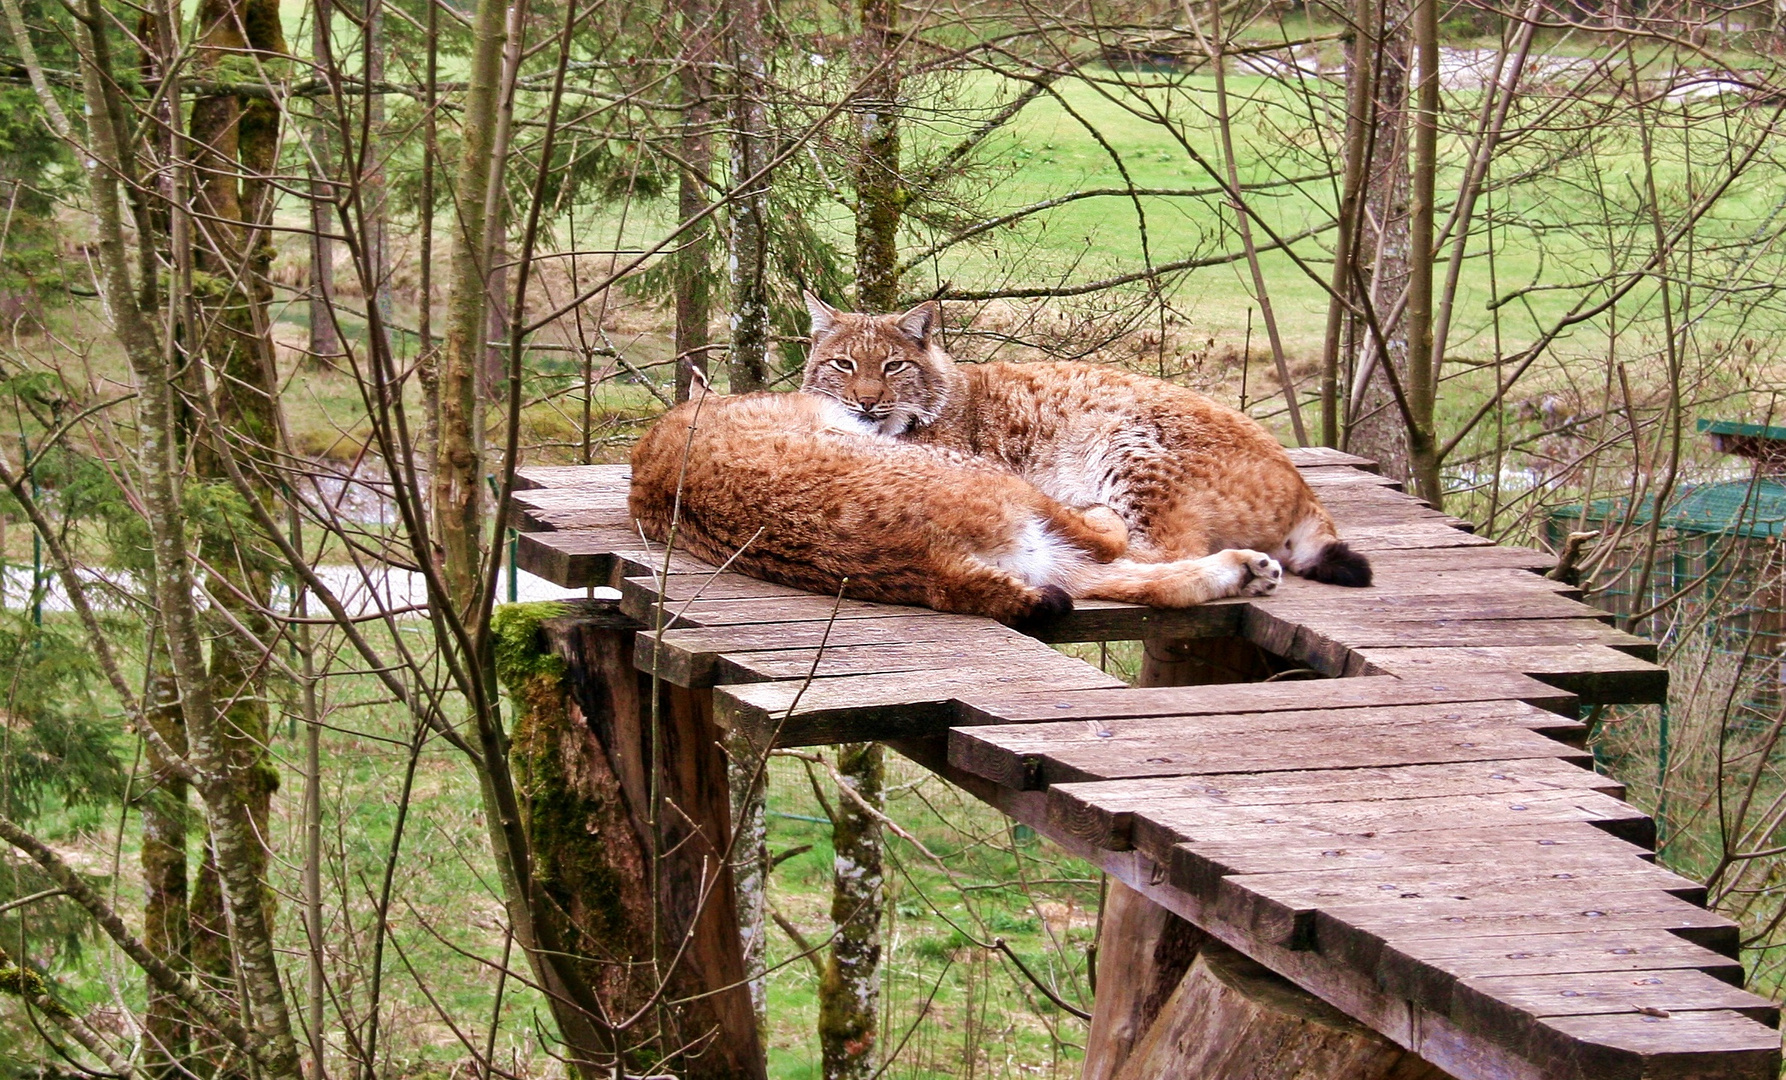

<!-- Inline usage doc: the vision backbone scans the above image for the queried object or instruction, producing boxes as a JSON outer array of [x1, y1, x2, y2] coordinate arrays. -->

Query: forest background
[[0, 0, 1784, 1073]]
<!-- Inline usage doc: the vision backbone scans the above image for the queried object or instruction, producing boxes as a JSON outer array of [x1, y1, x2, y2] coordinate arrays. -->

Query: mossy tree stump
[[497, 600, 766, 1079]]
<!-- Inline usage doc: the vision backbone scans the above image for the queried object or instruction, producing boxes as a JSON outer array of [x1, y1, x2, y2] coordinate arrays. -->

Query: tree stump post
[[1081, 634, 1453, 1080], [523, 602, 766, 1080]]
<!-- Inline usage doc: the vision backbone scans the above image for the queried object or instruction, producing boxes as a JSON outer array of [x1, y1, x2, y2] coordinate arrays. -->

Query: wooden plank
[[717, 663, 1125, 749], [1339, 523, 1495, 551], [1285, 447, 1380, 471], [956, 671, 1578, 725], [1265, 620, 1655, 671], [1536, 1009, 1779, 1079], [1379, 930, 1745, 993], [1357, 646, 1668, 705], [1362, 546, 1557, 574], [1442, 971, 1780, 1078], [1157, 822, 1650, 888], [1117, 789, 1654, 865], [1234, 861, 1704, 909], [1256, 588, 1611, 623], [954, 700, 1589, 792], [715, 637, 1077, 684], [513, 463, 631, 492], [510, 486, 631, 532], [1461, 968, 1776, 1025], [637, 615, 1015, 687], [1318, 889, 1739, 954], [1298, 467, 1402, 488], [622, 591, 945, 629], [516, 529, 628, 588]]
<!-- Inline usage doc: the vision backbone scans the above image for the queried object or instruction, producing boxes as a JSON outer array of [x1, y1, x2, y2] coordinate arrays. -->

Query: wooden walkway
[[513, 448, 1780, 1080]]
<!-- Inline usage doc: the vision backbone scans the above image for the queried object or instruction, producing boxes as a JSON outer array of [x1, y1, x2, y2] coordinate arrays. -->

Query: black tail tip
[[1304, 541, 1372, 587], [1013, 584, 1075, 626]]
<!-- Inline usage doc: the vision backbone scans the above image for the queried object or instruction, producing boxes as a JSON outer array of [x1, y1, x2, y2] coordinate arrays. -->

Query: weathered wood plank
[[510, 486, 632, 531], [1285, 447, 1380, 472], [1265, 621, 1656, 675], [513, 463, 631, 492], [717, 663, 1125, 749], [955, 700, 1589, 792], [1318, 888, 1740, 954], [1023, 596, 1248, 644], [1462, 968, 1776, 1024], [957, 672, 1578, 725], [1536, 1009, 1779, 1079], [715, 637, 1078, 684], [1360, 546, 1557, 573], [1339, 523, 1497, 551], [1356, 646, 1668, 705], [516, 529, 628, 588], [1256, 589, 1612, 623], [637, 616, 1014, 687]]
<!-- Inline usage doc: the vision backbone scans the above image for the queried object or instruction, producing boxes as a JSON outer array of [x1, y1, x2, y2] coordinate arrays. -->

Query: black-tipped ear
[[805, 290, 841, 341], [895, 300, 939, 344]]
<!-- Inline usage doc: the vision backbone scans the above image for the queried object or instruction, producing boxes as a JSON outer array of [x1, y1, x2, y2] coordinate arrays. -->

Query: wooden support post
[[1082, 880, 1207, 1080], [1083, 635, 1453, 1080], [541, 605, 768, 1080], [1114, 940, 1448, 1080]]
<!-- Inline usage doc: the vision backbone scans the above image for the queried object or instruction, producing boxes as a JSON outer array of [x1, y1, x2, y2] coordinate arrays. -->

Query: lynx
[[629, 391, 1284, 624], [800, 295, 1372, 587]]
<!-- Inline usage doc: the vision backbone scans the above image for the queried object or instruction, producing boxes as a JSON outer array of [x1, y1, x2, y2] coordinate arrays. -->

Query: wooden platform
[[512, 448, 1779, 1080]]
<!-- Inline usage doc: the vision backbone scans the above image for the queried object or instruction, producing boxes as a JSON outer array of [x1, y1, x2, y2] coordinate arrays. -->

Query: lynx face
[[801, 293, 953, 435]]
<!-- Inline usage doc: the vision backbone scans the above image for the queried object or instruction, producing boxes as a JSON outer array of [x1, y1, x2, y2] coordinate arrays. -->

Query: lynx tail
[[1304, 541, 1372, 588]]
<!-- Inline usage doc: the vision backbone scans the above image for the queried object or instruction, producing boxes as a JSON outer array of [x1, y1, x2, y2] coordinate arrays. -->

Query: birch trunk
[[818, 5, 904, 1070], [820, 741, 884, 1080]]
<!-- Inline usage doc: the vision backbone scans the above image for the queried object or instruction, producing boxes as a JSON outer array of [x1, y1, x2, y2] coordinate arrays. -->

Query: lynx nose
[[854, 384, 884, 408]]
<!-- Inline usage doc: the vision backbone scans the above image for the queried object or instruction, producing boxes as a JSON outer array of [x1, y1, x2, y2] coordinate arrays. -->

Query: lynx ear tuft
[[805, 290, 841, 341], [896, 300, 940, 344]]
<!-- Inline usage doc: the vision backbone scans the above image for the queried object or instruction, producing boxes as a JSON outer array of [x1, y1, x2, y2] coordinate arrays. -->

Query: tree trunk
[[675, 0, 716, 402], [186, 0, 287, 1063], [815, 8, 905, 1074], [820, 741, 884, 1080], [433, 0, 507, 609], [1111, 941, 1449, 1080], [1343, 2, 1414, 485], [1406, 0, 1443, 507], [1081, 881, 1206, 1080], [1318, 0, 1375, 449], [506, 610, 653, 1074], [142, 667, 190, 1078], [308, 0, 338, 366], [537, 605, 769, 1079], [725, 0, 771, 391], [852, 0, 900, 312]]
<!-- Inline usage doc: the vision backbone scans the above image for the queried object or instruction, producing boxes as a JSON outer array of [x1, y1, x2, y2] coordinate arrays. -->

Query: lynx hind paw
[[1080, 505, 1129, 559], [1227, 549, 1283, 596]]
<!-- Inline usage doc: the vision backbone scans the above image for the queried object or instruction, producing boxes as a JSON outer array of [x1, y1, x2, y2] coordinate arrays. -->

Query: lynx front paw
[[1222, 549, 1282, 596]]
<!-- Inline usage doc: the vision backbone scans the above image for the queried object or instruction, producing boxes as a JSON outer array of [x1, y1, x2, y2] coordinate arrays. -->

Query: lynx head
[[801, 292, 959, 435]]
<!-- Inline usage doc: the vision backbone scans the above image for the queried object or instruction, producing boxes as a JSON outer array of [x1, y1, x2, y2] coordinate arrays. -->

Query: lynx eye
[[829, 358, 856, 373], [883, 360, 909, 374]]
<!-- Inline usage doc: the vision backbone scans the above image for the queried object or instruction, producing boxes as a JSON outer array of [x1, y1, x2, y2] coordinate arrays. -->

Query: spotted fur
[[801, 295, 1372, 587], [628, 392, 1283, 625]]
